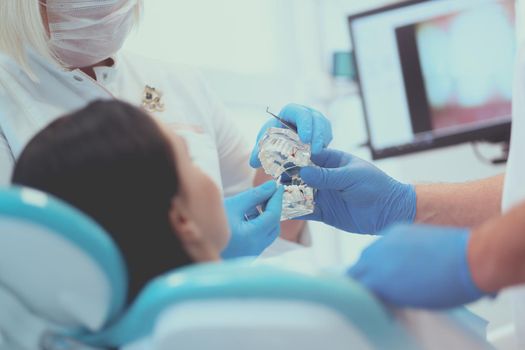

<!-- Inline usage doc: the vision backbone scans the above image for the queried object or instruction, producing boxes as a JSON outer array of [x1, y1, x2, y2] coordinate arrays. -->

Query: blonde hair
[[0, 1, 57, 76]]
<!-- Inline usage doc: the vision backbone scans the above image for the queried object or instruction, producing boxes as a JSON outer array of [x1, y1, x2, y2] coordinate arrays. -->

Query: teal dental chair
[[0, 187, 415, 350]]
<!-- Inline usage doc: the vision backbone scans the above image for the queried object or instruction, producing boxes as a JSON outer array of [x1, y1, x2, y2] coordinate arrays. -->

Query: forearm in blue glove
[[348, 224, 486, 309], [297, 149, 416, 234], [250, 104, 333, 168], [222, 181, 284, 259]]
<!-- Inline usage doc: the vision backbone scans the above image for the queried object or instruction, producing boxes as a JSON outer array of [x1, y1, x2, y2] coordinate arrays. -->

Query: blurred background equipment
[[349, 0, 515, 160]]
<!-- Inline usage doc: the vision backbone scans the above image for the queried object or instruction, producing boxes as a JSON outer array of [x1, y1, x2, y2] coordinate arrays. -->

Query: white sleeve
[[0, 127, 14, 186], [204, 81, 255, 197]]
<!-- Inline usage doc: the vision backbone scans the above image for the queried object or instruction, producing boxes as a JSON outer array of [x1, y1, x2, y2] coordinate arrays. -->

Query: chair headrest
[[0, 187, 127, 332], [84, 260, 413, 349]]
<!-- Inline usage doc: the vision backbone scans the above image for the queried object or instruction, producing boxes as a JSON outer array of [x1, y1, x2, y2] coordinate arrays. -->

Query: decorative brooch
[[142, 85, 165, 112]]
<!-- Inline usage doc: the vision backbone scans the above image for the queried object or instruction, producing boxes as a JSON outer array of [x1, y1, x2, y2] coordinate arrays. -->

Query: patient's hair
[[12, 100, 193, 302]]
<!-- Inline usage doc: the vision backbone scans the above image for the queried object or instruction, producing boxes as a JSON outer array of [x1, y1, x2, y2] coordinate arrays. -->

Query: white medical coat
[[502, 26, 525, 350], [0, 49, 254, 196]]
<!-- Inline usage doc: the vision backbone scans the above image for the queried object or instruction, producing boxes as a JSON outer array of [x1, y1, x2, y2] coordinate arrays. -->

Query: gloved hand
[[297, 149, 416, 234], [222, 181, 284, 259], [348, 224, 486, 309], [250, 104, 333, 168]]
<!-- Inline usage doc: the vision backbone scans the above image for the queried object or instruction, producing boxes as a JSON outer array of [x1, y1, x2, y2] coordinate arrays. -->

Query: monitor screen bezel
[[348, 0, 512, 160]]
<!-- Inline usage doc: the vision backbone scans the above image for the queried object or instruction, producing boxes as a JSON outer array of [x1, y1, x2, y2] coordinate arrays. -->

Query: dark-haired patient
[[12, 100, 231, 302]]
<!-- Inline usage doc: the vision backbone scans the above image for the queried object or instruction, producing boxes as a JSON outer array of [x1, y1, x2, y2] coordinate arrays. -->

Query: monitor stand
[[491, 141, 510, 165]]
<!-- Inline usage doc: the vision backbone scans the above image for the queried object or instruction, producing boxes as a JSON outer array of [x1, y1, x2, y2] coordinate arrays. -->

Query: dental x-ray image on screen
[[349, 0, 515, 160], [412, 1, 514, 133]]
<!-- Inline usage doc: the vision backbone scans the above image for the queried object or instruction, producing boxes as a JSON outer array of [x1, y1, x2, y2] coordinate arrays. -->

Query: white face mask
[[45, 0, 139, 68]]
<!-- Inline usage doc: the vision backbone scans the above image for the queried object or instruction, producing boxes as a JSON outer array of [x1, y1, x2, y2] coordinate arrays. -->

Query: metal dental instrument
[[266, 107, 298, 133]]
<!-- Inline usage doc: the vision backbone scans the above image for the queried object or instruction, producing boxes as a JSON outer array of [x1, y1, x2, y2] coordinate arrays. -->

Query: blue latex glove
[[297, 149, 416, 234], [348, 224, 486, 309], [250, 104, 333, 168], [222, 181, 284, 258]]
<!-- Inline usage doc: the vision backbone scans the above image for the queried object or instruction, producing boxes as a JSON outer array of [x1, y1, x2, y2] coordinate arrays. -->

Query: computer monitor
[[349, 0, 515, 160]]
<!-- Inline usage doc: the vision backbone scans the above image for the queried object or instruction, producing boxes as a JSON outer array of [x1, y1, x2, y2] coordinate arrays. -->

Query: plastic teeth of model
[[281, 184, 315, 221], [258, 128, 312, 179], [258, 127, 316, 220]]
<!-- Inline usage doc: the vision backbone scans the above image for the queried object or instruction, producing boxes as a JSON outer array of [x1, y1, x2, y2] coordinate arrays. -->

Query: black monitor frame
[[348, 0, 512, 160]]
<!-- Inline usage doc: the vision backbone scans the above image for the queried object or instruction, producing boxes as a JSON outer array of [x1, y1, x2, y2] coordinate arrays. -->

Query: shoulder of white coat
[[118, 51, 216, 114], [0, 52, 23, 88], [0, 51, 41, 100], [119, 51, 210, 92], [0, 51, 15, 70], [118, 50, 219, 129]]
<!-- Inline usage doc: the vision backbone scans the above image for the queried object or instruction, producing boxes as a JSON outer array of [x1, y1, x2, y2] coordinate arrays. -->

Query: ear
[[169, 196, 220, 262], [169, 196, 203, 245]]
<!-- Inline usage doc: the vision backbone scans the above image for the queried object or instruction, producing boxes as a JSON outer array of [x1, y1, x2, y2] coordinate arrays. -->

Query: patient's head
[[12, 100, 230, 301]]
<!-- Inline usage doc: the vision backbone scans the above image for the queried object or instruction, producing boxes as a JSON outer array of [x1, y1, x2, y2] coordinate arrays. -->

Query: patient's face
[[168, 131, 230, 258]]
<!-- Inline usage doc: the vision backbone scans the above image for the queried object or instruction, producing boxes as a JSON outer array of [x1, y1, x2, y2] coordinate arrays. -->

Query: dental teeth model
[[258, 127, 316, 220], [282, 184, 315, 220]]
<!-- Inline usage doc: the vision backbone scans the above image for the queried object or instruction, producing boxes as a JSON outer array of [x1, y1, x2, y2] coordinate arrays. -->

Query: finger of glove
[[234, 181, 278, 214], [279, 104, 313, 144], [300, 166, 350, 190], [263, 227, 281, 249], [311, 110, 333, 155], [347, 259, 370, 280], [249, 186, 284, 231], [250, 119, 281, 168], [309, 149, 351, 168]]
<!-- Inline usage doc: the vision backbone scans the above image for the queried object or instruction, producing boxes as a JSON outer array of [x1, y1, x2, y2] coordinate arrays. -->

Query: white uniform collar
[[24, 48, 120, 86], [92, 53, 120, 85]]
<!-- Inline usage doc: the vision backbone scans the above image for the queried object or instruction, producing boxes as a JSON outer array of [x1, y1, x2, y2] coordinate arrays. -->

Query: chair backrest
[[0, 187, 127, 350], [83, 261, 416, 350]]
